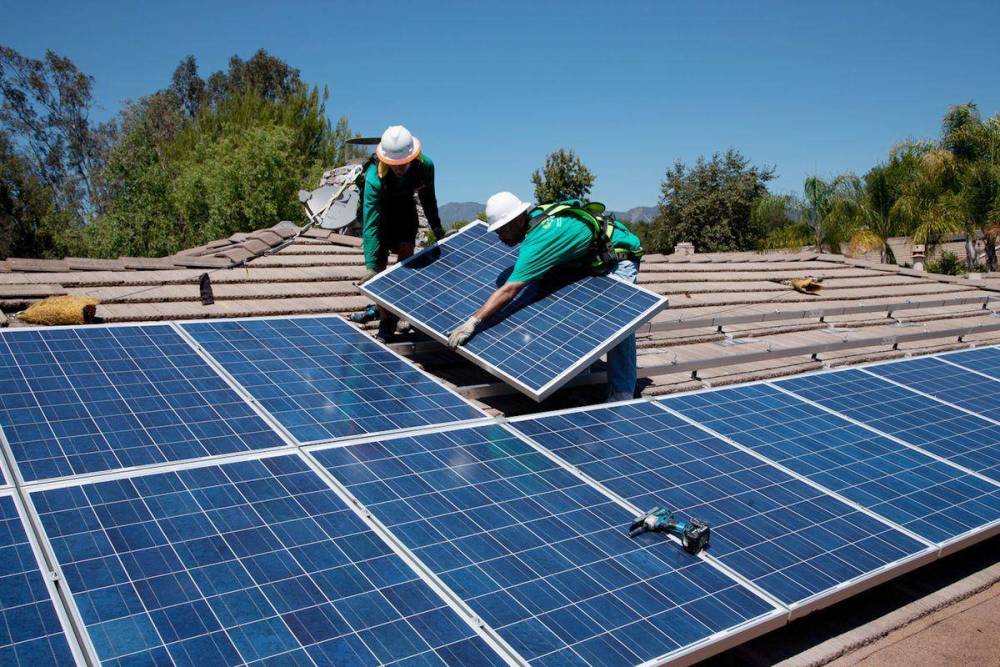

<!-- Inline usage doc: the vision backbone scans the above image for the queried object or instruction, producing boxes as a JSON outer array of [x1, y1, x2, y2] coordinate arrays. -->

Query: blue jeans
[[607, 259, 639, 400]]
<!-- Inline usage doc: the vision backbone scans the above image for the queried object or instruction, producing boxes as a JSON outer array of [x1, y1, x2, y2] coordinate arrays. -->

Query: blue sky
[[2, 0, 998, 209]]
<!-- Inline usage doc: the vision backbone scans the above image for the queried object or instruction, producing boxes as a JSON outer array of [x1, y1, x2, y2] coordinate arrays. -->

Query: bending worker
[[447, 192, 644, 402], [361, 125, 445, 341]]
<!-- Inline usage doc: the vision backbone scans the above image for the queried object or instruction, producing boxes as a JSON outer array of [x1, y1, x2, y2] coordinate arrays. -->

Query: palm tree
[[891, 149, 964, 254], [801, 174, 856, 252], [831, 170, 899, 264]]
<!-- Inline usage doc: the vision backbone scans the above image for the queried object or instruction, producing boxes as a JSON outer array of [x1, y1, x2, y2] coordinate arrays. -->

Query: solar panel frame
[[360, 222, 668, 401], [0, 322, 291, 485], [177, 315, 489, 446], [660, 381, 1000, 556], [0, 490, 84, 665], [26, 449, 518, 667], [507, 399, 936, 619], [306, 420, 787, 667]]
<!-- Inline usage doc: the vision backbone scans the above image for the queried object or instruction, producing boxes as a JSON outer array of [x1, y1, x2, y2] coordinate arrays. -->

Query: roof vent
[[674, 241, 695, 256]]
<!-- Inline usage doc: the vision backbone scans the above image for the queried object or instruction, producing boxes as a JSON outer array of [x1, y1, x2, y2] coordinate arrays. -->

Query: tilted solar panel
[[0, 325, 286, 482], [311, 424, 780, 666], [663, 385, 1000, 547], [510, 401, 931, 612], [360, 223, 667, 401], [30, 454, 506, 666], [937, 345, 1000, 377], [777, 369, 1000, 483], [0, 493, 77, 665], [865, 356, 1000, 422], [182, 316, 485, 444]]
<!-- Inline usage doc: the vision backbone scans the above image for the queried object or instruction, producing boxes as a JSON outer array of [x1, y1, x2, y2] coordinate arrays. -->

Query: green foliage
[[645, 149, 774, 254], [0, 46, 109, 230], [89, 53, 350, 258], [0, 46, 352, 259], [925, 250, 965, 275], [531, 148, 595, 203]]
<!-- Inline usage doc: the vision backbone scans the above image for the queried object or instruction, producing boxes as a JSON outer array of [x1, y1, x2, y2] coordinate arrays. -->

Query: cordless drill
[[628, 507, 711, 555]]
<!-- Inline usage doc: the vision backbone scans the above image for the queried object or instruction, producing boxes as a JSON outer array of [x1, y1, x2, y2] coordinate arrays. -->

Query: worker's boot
[[376, 314, 398, 343]]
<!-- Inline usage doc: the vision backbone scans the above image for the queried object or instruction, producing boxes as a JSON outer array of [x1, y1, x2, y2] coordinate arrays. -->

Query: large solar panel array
[[0, 493, 77, 665], [777, 369, 1000, 483], [310, 424, 780, 666], [509, 401, 932, 611], [30, 455, 505, 666], [664, 384, 1000, 545], [5, 313, 1000, 666], [182, 317, 484, 444], [360, 222, 667, 401], [0, 325, 286, 482]]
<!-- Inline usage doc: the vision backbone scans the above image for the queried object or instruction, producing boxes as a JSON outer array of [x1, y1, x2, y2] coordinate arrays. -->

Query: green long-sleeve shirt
[[507, 210, 643, 283], [361, 154, 443, 269]]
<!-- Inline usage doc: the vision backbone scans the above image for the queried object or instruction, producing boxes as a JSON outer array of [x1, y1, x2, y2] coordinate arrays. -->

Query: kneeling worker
[[361, 125, 445, 341], [447, 192, 644, 402]]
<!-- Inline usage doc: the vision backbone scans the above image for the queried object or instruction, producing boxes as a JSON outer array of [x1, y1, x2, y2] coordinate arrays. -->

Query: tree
[[891, 148, 964, 253], [938, 103, 1000, 270], [753, 194, 811, 251], [531, 148, 595, 203], [646, 149, 774, 254], [0, 129, 70, 258], [0, 46, 109, 223], [170, 56, 205, 118]]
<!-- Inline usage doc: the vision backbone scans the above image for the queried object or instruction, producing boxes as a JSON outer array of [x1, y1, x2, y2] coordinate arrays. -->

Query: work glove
[[444, 228, 460, 238], [447, 316, 481, 349]]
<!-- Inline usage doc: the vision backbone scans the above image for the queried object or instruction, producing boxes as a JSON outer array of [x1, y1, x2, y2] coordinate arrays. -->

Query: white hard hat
[[376, 125, 422, 165], [486, 192, 532, 232]]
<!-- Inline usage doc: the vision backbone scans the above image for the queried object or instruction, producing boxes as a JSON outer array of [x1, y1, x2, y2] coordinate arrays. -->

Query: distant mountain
[[610, 206, 657, 223], [440, 202, 657, 225], [439, 202, 485, 225]]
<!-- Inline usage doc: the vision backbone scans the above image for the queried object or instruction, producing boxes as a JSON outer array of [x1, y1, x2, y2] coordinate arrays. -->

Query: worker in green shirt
[[360, 125, 445, 341], [447, 191, 644, 402]]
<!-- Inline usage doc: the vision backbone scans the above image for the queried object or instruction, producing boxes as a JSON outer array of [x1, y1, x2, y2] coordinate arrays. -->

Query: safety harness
[[526, 199, 643, 275]]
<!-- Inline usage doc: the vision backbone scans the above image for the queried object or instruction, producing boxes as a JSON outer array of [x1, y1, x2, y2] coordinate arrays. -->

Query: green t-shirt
[[506, 211, 643, 283]]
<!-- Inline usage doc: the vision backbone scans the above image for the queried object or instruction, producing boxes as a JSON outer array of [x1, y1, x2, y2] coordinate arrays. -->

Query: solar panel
[[360, 222, 667, 401], [182, 316, 485, 444], [0, 493, 77, 665], [663, 385, 1000, 546], [509, 401, 931, 611], [30, 454, 506, 666], [935, 346, 1000, 378], [311, 424, 780, 666], [777, 369, 1000, 483], [0, 325, 286, 483], [865, 356, 1000, 422]]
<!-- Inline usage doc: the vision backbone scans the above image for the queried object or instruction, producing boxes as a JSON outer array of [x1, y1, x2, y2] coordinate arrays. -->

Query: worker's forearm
[[473, 282, 525, 322]]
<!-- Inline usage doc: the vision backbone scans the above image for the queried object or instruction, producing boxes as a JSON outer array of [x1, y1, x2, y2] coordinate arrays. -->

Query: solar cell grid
[[778, 369, 1000, 482], [312, 424, 778, 667], [510, 402, 930, 609], [865, 356, 1000, 422], [31, 454, 504, 666], [0, 325, 285, 483], [663, 385, 1000, 545], [183, 317, 484, 444], [0, 493, 76, 665], [361, 223, 667, 400], [937, 346, 1000, 378]]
